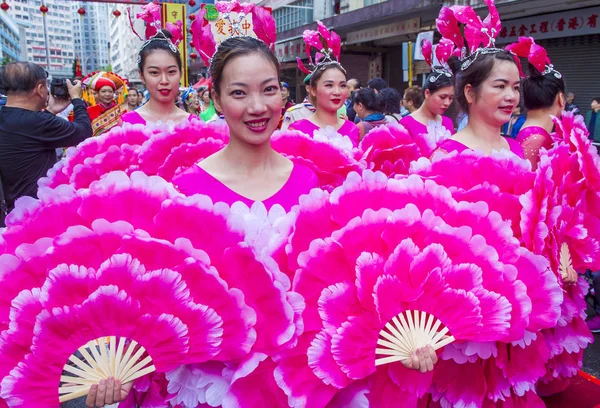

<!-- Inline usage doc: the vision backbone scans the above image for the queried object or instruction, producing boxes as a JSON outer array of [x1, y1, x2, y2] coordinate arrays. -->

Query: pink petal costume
[[271, 170, 555, 407], [289, 119, 360, 148], [120, 110, 199, 125], [0, 172, 303, 407]]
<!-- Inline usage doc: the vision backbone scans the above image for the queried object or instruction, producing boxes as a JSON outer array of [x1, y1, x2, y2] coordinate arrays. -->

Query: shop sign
[[496, 6, 600, 43], [275, 38, 306, 63], [346, 18, 420, 45]]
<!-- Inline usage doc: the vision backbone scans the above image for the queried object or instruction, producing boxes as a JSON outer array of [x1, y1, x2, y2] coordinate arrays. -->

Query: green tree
[[1, 56, 14, 68]]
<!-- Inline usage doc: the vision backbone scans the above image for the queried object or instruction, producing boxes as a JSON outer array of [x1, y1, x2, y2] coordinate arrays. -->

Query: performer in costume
[[435, 20, 523, 157], [181, 86, 200, 115], [400, 38, 455, 141], [83, 71, 127, 136], [174, 37, 319, 212], [507, 37, 565, 170], [120, 6, 194, 126], [290, 22, 360, 146]]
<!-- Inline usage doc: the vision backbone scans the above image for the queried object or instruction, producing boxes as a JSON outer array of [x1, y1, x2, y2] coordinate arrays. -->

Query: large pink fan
[[274, 171, 548, 407]]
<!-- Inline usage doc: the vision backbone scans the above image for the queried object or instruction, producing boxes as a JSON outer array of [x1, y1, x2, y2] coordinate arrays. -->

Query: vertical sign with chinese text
[[162, 3, 188, 87]]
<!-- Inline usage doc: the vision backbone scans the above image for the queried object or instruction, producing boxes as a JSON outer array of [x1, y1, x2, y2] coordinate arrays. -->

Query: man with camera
[[0, 62, 92, 226]]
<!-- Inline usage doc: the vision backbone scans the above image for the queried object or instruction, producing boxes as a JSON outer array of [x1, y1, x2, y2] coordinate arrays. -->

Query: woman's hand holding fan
[[85, 377, 133, 408]]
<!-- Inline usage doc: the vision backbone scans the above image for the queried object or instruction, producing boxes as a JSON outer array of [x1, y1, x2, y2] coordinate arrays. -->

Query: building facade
[[8, 0, 75, 78], [72, 1, 110, 75], [109, 3, 144, 84], [0, 11, 20, 63]]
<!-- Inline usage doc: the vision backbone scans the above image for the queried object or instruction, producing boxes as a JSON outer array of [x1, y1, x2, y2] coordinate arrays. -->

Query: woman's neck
[[522, 109, 554, 133], [312, 107, 339, 127], [219, 137, 278, 176], [414, 103, 437, 122], [146, 98, 178, 116], [459, 116, 504, 149]]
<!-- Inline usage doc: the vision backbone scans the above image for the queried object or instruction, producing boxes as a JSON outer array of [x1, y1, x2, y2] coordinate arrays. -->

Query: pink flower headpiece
[[436, 0, 504, 71], [422, 38, 455, 83], [128, 3, 183, 64], [190, 0, 276, 66], [505, 36, 562, 79], [297, 21, 343, 76]]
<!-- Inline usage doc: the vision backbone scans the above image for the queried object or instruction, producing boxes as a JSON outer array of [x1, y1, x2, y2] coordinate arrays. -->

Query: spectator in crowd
[[280, 81, 294, 115], [501, 104, 526, 138], [122, 88, 139, 114], [379, 87, 402, 123], [281, 75, 316, 131], [0, 62, 92, 225], [353, 87, 387, 139], [586, 97, 600, 143], [367, 77, 387, 94], [402, 86, 424, 117], [565, 92, 580, 115], [137, 89, 145, 106], [345, 78, 360, 122]]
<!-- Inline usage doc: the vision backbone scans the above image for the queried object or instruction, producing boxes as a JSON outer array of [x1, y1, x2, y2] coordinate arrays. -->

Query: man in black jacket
[[0, 62, 92, 225]]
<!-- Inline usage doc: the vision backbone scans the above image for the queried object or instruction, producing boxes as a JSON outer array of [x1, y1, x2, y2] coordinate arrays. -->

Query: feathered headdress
[[505, 36, 562, 79], [435, 0, 504, 72], [128, 3, 183, 63], [422, 38, 455, 83], [297, 21, 343, 76], [190, 0, 276, 67]]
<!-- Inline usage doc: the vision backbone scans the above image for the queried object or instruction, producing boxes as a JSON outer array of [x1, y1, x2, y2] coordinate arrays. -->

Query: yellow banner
[[162, 3, 188, 87]]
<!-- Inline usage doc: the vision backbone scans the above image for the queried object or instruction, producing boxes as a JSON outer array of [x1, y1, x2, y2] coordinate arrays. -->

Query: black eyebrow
[[492, 79, 510, 84], [229, 78, 278, 87]]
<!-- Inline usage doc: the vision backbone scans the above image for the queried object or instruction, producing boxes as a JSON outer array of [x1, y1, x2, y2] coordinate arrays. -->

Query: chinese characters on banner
[[274, 38, 305, 63], [209, 12, 256, 45], [346, 18, 420, 45], [162, 3, 188, 86], [496, 6, 600, 44]]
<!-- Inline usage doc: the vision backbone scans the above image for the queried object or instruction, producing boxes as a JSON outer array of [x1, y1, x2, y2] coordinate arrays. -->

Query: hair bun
[[447, 56, 462, 76]]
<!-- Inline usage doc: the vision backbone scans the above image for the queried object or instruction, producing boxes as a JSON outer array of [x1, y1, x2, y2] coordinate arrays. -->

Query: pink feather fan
[[0, 169, 303, 407]]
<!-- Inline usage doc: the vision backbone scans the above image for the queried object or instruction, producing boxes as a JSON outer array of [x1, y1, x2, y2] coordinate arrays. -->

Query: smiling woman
[[120, 29, 196, 126], [434, 50, 524, 157], [171, 37, 319, 211]]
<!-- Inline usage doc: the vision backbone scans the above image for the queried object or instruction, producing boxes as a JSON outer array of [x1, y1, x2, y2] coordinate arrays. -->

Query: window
[[274, 0, 313, 33]]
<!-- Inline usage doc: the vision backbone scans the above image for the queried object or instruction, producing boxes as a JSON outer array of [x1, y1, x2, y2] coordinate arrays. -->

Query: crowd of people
[[0, 0, 600, 407]]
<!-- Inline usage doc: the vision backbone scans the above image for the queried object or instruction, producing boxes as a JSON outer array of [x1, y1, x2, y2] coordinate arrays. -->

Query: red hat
[[93, 77, 116, 92]]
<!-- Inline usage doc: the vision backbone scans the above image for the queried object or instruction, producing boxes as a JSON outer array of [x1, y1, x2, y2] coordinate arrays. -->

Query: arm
[[520, 132, 552, 171], [40, 98, 93, 148]]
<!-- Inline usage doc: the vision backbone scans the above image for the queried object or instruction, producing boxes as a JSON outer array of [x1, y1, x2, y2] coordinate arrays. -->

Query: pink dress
[[516, 126, 553, 170], [289, 118, 360, 147], [400, 115, 455, 139], [172, 162, 319, 212], [438, 137, 525, 158], [121, 111, 198, 125]]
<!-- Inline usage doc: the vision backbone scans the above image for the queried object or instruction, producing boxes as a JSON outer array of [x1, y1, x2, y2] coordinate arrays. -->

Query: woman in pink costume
[[172, 37, 318, 211], [290, 22, 360, 146], [120, 28, 197, 126], [508, 37, 565, 170], [400, 38, 455, 142], [436, 51, 523, 158]]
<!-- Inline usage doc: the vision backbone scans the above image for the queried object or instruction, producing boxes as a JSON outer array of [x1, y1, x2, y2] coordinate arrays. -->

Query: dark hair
[[367, 77, 387, 92], [1, 62, 47, 94], [128, 88, 138, 95], [593, 97, 600, 104], [522, 63, 565, 110], [378, 87, 401, 114], [210, 36, 279, 97], [309, 63, 346, 88], [138, 30, 182, 72], [449, 50, 517, 114], [403, 86, 424, 109], [353, 88, 383, 112], [423, 70, 454, 94]]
